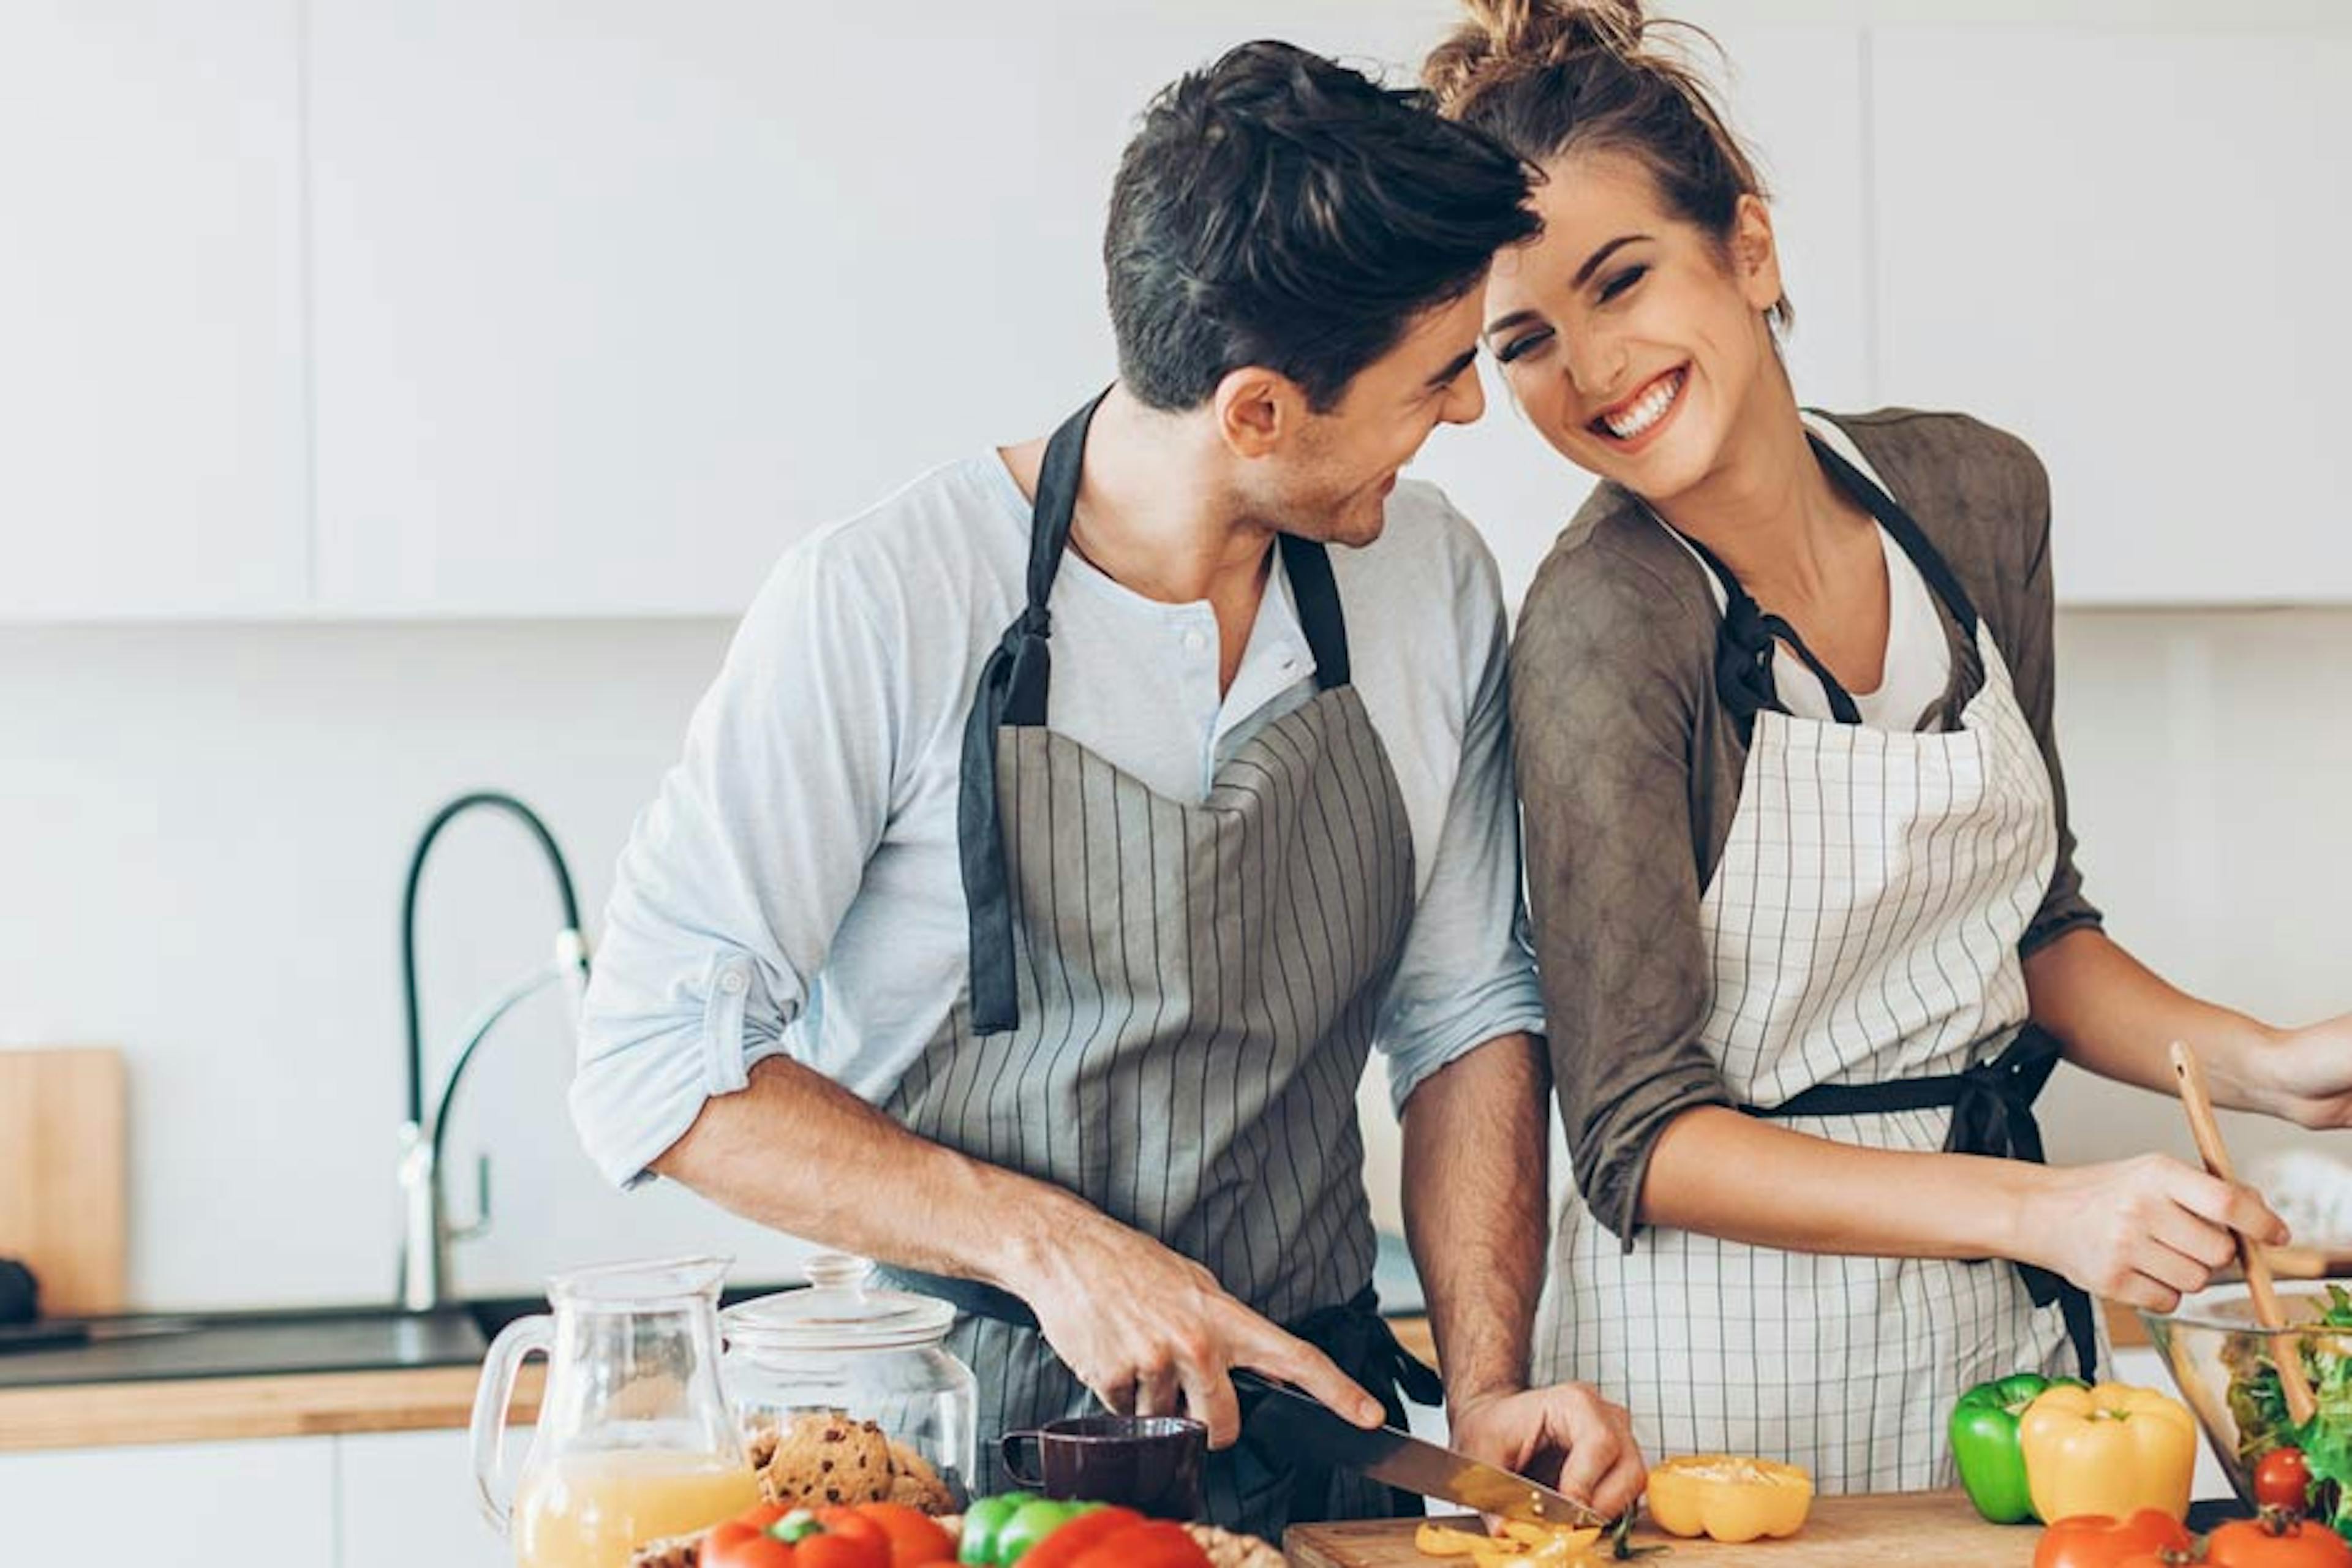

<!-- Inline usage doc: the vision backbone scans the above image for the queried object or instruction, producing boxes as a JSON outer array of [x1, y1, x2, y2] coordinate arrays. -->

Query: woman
[[1425, 0, 2352, 1492]]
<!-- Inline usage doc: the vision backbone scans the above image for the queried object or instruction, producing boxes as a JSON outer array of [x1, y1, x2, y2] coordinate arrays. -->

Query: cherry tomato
[[2259, 1449, 2318, 1515], [2034, 1510, 2196, 1568]]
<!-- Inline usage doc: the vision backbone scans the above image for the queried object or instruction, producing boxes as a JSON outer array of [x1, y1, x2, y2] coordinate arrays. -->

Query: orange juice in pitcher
[[473, 1257, 755, 1568], [511, 1450, 759, 1568]]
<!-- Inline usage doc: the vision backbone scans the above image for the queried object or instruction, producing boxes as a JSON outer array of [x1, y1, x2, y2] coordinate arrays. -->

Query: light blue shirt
[[573, 454, 1546, 1186]]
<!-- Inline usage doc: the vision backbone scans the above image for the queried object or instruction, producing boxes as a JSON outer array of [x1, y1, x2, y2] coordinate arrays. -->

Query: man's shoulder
[[793, 454, 1027, 585], [1341, 478, 1505, 617]]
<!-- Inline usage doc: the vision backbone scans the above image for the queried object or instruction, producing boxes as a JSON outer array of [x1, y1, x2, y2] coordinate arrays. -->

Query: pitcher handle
[[470, 1312, 554, 1534]]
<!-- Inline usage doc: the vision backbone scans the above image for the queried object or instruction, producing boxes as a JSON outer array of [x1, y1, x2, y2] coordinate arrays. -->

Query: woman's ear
[[1731, 192, 1784, 315]]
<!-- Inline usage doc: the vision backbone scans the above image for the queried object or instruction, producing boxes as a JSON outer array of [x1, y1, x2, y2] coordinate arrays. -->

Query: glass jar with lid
[[720, 1253, 978, 1512]]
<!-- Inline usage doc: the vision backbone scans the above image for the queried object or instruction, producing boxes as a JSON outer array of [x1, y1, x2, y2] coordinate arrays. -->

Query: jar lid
[[722, 1253, 957, 1354]]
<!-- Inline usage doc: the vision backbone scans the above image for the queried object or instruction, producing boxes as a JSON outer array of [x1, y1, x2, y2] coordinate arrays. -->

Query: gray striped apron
[[879, 393, 1434, 1540], [1537, 435, 2095, 1493]]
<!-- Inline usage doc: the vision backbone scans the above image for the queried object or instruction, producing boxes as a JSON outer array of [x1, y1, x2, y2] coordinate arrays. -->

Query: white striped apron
[[1536, 433, 2097, 1493]]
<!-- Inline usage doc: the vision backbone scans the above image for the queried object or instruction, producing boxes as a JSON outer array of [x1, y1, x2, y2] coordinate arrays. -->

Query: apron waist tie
[[1737, 1023, 2100, 1383], [873, 1267, 1440, 1524]]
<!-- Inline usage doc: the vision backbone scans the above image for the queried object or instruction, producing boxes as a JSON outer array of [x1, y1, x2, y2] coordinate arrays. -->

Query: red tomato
[[2207, 1515, 2352, 1567], [2260, 1449, 2320, 1515], [843, 1502, 957, 1566], [796, 1536, 891, 1568], [810, 1508, 890, 1548], [703, 1525, 797, 1568], [2035, 1511, 2197, 1568], [1065, 1518, 1212, 1568], [1015, 1507, 1149, 1568]]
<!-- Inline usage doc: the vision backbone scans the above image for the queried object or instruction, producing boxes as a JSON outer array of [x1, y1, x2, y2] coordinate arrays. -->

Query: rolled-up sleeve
[[572, 538, 899, 1186], [1512, 543, 1732, 1246], [2002, 443, 2103, 957], [1376, 532, 1548, 1116]]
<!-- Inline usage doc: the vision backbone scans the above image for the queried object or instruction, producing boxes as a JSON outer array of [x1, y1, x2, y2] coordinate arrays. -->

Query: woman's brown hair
[[1425, 0, 1792, 331]]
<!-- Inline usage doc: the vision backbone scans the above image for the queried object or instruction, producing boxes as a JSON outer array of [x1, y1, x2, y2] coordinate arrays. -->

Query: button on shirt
[[573, 454, 1547, 1186]]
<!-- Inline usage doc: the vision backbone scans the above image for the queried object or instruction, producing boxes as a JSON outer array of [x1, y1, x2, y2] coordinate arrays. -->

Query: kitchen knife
[[1235, 1371, 1611, 1531]]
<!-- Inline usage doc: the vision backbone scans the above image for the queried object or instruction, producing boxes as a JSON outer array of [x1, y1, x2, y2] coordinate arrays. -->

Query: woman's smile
[[1589, 363, 1690, 452]]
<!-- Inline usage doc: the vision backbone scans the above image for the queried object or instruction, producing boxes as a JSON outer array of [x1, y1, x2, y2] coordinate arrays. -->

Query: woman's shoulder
[[1823, 407, 2051, 535], [1513, 481, 1719, 684]]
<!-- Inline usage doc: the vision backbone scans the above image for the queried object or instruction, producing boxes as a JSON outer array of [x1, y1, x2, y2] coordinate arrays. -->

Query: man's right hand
[[1011, 1211, 1384, 1449]]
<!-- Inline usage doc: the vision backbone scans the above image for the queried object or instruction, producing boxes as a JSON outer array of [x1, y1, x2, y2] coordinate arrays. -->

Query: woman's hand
[[2018, 1154, 2288, 1311]]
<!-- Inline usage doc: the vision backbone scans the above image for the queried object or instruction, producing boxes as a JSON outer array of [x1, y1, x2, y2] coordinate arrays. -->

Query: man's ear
[[1212, 366, 1308, 459]]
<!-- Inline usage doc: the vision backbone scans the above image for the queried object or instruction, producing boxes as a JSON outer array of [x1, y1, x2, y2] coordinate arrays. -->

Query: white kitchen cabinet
[[1871, 28, 2352, 605], [0, 2, 309, 619], [0, 1436, 336, 1566], [303, 3, 1866, 619], [338, 1429, 510, 1568]]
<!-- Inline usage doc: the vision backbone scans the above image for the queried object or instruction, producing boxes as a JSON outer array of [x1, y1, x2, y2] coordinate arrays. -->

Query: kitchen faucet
[[396, 791, 591, 1313]]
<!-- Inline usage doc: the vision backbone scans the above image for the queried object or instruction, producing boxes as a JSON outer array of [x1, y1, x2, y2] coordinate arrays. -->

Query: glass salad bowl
[[2140, 1283, 2352, 1515]]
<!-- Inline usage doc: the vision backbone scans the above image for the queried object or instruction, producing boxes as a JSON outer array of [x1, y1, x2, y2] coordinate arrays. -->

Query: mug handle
[[1000, 1429, 1046, 1489], [470, 1312, 554, 1533]]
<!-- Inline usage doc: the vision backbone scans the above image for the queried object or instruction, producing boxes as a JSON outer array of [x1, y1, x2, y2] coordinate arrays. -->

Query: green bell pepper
[[1951, 1373, 2084, 1523], [959, 1494, 1025, 1565]]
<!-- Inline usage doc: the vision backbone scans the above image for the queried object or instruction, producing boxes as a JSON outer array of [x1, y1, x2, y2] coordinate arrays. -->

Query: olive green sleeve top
[[1510, 409, 2104, 1246]]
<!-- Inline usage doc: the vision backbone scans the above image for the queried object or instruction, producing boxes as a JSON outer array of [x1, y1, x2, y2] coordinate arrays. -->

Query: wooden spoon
[[2169, 1039, 2318, 1425]]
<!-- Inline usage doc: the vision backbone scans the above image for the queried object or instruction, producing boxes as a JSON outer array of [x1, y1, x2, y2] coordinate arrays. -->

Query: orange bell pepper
[[2017, 1382, 2198, 1525], [1643, 1455, 1814, 1543]]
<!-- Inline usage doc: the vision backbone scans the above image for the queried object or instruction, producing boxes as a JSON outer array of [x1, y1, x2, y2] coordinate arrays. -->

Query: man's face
[[1246, 287, 1490, 547]]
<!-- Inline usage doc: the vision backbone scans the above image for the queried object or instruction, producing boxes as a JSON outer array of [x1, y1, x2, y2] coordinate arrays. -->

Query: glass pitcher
[[472, 1256, 760, 1568]]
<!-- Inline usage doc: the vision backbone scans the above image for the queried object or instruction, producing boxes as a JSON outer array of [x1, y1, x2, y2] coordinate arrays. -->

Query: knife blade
[[1235, 1372, 1610, 1531]]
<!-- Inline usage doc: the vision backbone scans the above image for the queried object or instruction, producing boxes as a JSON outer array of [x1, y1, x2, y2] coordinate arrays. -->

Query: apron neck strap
[[959, 390, 1103, 1033], [1672, 427, 1982, 733], [1277, 532, 1351, 692], [959, 390, 1356, 1034]]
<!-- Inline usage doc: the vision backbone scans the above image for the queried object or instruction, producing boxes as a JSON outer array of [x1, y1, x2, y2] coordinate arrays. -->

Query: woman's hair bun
[[1425, 0, 1646, 110]]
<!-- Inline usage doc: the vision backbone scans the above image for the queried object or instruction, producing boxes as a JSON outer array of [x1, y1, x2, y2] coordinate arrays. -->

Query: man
[[573, 39, 1642, 1539]]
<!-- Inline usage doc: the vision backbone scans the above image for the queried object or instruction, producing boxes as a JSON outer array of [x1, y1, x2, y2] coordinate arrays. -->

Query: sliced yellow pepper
[[1412, 1518, 1602, 1566], [1644, 1454, 1814, 1542], [2017, 1381, 2196, 1524]]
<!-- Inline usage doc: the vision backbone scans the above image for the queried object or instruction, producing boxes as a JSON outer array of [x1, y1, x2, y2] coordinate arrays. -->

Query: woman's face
[[1482, 149, 1784, 506]]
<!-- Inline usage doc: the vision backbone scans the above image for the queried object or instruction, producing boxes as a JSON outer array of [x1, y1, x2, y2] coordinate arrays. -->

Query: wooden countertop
[[0, 1363, 542, 1453], [1289, 1491, 2030, 1566]]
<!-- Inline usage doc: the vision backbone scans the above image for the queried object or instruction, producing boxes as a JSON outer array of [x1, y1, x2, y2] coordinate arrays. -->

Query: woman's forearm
[[1637, 1106, 2039, 1261], [2024, 927, 2284, 1113]]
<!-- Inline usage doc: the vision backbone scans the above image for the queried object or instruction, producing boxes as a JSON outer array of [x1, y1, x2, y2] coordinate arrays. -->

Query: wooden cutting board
[[1286, 1491, 2034, 1566], [0, 1047, 127, 1316]]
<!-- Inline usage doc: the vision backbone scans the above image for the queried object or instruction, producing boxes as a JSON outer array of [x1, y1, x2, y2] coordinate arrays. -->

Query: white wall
[[6, 0, 2352, 1310]]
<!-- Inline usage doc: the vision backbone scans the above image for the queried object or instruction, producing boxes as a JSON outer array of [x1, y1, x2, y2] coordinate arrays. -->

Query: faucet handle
[[450, 1153, 493, 1243]]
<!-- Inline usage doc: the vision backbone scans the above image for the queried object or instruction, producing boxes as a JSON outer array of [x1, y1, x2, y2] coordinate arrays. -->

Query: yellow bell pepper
[[1644, 1455, 1814, 1543], [2016, 1381, 2197, 1524]]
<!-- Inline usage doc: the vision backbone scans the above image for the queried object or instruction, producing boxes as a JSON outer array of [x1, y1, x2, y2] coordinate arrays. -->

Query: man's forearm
[[650, 1052, 1097, 1295], [1400, 1033, 1550, 1412]]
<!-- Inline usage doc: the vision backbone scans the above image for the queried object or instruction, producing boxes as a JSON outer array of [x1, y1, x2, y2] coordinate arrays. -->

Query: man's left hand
[[1449, 1383, 1647, 1523]]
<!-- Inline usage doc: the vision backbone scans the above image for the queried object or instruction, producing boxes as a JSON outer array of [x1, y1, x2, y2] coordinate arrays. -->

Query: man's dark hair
[[1106, 40, 1538, 414]]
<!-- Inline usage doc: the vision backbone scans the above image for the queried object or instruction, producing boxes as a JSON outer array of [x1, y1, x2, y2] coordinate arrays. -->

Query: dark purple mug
[[998, 1414, 1208, 1520]]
